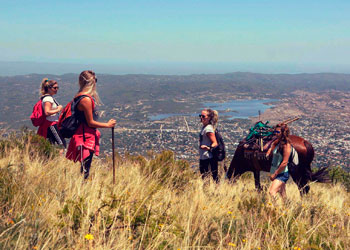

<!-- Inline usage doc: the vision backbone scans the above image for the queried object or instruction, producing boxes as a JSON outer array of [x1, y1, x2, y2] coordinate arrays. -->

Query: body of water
[[149, 99, 278, 121]]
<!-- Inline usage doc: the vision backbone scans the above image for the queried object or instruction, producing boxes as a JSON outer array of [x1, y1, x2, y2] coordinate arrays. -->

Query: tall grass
[[0, 132, 349, 249]]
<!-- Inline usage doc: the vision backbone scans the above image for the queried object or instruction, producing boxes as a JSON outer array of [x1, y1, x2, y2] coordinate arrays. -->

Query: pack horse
[[226, 121, 330, 195]]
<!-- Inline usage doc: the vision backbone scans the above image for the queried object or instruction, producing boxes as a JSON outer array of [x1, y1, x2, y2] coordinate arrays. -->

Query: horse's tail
[[303, 140, 331, 183], [311, 166, 331, 183]]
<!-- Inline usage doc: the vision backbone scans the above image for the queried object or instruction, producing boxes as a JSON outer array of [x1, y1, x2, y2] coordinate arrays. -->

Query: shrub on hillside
[[128, 150, 195, 191], [329, 166, 350, 191], [0, 129, 59, 160]]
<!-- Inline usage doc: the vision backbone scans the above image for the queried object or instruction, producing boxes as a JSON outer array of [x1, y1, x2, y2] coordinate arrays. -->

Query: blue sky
[[1, 0, 349, 74]]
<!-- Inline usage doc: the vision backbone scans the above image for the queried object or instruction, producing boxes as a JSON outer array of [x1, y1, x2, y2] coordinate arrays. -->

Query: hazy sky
[[1, 0, 349, 74]]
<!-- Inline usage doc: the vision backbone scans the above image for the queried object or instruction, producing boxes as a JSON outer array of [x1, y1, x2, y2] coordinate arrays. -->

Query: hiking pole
[[112, 127, 115, 184]]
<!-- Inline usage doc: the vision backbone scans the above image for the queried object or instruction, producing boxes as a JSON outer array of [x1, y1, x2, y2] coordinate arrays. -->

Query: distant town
[[102, 90, 350, 171], [0, 73, 349, 171]]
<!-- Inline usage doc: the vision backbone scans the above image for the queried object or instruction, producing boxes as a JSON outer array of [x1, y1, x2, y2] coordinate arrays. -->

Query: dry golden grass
[[0, 133, 350, 249]]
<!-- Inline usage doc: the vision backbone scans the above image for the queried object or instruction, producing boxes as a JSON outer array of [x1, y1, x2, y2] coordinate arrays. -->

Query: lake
[[149, 99, 278, 121]]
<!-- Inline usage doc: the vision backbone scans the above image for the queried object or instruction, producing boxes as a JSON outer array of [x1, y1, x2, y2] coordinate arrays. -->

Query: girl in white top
[[39, 78, 66, 148], [199, 109, 219, 182], [42, 95, 60, 122]]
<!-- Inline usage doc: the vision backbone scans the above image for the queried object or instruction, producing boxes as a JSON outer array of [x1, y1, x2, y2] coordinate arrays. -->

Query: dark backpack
[[287, 145, 298, 173], [212, 129, 226, 161], [58, 95, 93, 138], [30, 95, 53, 127]]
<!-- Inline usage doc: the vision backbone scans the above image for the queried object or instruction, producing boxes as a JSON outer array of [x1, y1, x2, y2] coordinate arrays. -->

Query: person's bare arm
[[266, 140, 278, 158], [200, 132, 218, 150], [44, 101, 62, 116], [78, 97, 116, 128]]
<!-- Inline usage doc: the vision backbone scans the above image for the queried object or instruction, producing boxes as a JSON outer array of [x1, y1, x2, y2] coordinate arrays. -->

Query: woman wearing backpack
[[38, 78, 66, 148], [199, 109, 219, 182], [266, 123, 296, 199], [66, 70, 116, 179]]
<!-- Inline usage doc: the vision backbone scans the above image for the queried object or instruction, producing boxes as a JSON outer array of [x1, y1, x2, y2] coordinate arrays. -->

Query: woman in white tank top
[[38, 78, 66, 148]]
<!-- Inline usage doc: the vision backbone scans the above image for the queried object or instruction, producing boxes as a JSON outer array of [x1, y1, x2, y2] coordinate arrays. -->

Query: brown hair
[[275, 123, 290, 146], [40, 78, 57, 96], [204, 109, 219, 128], [78, 70, 101, 105]]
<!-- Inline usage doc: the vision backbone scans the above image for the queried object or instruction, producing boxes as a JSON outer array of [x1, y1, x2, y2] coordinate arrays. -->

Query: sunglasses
[[199, 114, 207, 119], [273, 130, 281, 134], [50, 86, 59, 90], [95, 78, 98, 83]]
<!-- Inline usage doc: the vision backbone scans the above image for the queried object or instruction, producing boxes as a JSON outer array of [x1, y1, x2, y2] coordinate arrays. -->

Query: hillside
[[1, 132, 350, 249]]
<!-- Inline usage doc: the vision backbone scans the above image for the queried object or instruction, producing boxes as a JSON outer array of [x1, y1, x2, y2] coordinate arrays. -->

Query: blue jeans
[[276, 172, 289, 183]]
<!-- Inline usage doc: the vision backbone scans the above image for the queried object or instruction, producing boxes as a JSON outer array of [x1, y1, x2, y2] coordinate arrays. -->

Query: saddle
[[240, 135, 276, 160], [239, 121, 276, 170]]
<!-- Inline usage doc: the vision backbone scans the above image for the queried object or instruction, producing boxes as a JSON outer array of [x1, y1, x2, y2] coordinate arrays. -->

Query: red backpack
[[30, 96, 47, 127], [58, 95, 94, 138]]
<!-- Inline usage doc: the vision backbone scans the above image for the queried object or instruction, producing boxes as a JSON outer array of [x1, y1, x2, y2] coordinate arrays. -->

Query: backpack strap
[[41, 94, 59, 106], [74, 95, 95, 143], [40, 94, 50, 101], [288, 145, 295, 164], [52, 97, 59, 106], [82, 122, 85, 142], [74, 94, 95, 110]]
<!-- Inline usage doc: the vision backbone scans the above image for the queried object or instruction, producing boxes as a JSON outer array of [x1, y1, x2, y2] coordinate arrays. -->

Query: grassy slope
[[0, 133, 349, 249]]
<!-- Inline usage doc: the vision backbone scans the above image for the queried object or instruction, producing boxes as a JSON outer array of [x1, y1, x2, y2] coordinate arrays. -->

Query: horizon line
[[0, 60, 349, 76]]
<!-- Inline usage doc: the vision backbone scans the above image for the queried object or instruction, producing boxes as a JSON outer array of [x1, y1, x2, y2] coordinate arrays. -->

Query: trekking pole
[[112, 127, 115, 184]]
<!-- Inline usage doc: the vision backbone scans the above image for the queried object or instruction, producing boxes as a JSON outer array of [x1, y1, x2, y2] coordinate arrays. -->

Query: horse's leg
[[290, 165, 310, 196], [290, 139, 314, 196], [227, 160, 244, 183], [298, 174, 310, 196], [226, 146, 244, 180], [253, 170, 262, 191], [226, 159, 235, 180]]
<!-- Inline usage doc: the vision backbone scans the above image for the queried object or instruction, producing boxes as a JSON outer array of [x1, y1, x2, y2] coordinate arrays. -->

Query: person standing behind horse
[[38, 78, 66, 148], [199, 109, 219, 182], [66, 70, 116, 179], [266, 123, 294, 199]]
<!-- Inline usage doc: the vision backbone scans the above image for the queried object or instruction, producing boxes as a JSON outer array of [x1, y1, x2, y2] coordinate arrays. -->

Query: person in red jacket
[[37, 78, 66, 148], [66, 70, 116, 179]]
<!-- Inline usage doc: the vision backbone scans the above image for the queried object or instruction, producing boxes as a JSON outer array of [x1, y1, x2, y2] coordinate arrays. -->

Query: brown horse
[[226, 135, 330, 195]]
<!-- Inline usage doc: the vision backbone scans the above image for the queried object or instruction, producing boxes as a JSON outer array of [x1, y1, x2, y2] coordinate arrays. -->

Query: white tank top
[[42, 95, 59, 122]]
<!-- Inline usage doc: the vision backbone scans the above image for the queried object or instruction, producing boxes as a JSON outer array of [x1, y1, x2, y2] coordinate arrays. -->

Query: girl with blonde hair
[[66, 70, 116, 179], [199, 108, 219, 182], [37, 78, 66, 147]]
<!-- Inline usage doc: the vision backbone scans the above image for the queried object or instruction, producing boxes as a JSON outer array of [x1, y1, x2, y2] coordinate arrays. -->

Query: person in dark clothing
[[199, 109, 219, 182]]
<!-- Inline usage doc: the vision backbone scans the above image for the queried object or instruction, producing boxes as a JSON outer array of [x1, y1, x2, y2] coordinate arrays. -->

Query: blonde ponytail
[[78, 70, 101, 105], [39, 78, 57, 96], [205, 109, 218, 128]]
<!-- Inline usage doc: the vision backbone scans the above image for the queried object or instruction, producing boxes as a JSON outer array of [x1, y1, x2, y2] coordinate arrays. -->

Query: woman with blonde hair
[[199, 108, 219, 182], [66, 70, 116, 179], [37, 78, 66, 148]]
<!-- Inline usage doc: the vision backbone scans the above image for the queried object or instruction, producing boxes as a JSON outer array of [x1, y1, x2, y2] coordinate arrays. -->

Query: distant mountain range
[[0, 72, 349, 129], [1, 61, 350, 76]]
